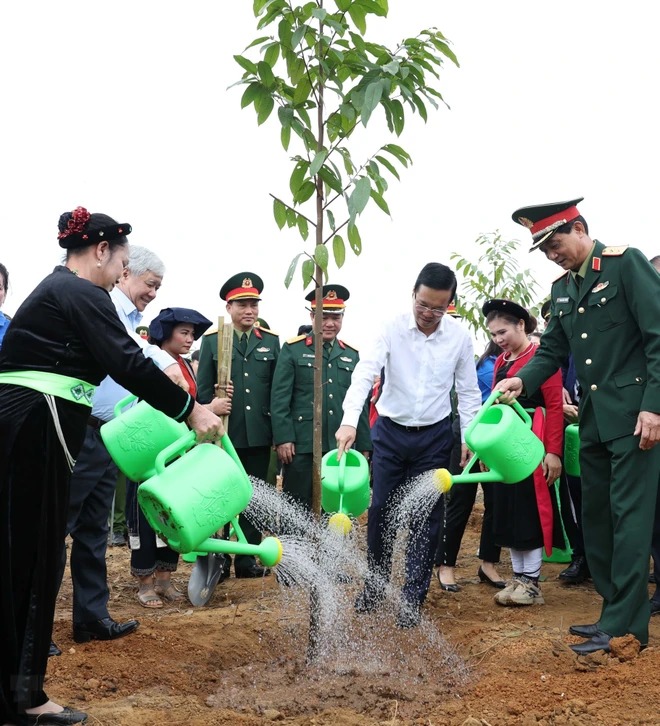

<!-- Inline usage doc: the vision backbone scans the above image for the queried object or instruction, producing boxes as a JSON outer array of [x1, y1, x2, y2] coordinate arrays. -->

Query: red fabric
[[369, 380, 381, 428], [177, 356, 197, 399], [530, 206, 580, 236], [531, 407, 554, 556]]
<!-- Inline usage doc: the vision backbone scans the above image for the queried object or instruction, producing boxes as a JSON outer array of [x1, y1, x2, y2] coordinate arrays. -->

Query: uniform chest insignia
[[340, 356, 353, 363], [302, 353, 315, 358], [256, 346, 270, 353], [591, 281, 609, 293], [556, 296, 569, 303]]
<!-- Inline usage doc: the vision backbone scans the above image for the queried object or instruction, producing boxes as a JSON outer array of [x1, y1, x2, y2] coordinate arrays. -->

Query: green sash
[[0, 370, 96, 407]]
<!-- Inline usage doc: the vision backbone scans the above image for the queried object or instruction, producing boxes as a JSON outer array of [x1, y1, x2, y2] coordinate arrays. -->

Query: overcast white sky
[[1, 1, 658, 351]]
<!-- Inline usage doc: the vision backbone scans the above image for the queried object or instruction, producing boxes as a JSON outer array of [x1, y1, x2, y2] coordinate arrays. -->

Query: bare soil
[[52, 505, 660, 725]]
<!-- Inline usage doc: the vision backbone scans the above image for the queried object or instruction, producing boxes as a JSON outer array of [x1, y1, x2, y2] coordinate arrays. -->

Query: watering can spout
[[191, 536, 283, 568]]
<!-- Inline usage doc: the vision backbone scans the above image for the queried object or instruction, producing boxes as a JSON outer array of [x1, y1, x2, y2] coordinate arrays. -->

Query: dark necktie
[[238, 332, 248, 355], [575, 273, 583, 290], [323, 341, 332, 356]]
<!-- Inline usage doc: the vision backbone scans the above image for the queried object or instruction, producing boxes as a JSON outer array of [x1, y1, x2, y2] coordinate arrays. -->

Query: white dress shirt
[[341, 311, 482, 440], [91, 287, 175, 421]]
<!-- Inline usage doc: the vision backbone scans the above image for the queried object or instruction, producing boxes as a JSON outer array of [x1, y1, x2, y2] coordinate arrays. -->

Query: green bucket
[[464, 390, 545, 483], [321, 449, 370, 518], [100, 394, 192, 481], [138, 434, 253, 554], [564, 423, 580, 477]]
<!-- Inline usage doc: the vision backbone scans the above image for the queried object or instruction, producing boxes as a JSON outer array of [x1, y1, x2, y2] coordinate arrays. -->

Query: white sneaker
[[507, 576, 544, 606], [494, 577, 522, 605]]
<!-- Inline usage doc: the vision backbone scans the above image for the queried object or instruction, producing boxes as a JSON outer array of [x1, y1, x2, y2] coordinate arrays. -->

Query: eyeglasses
[[413, 297, 446, 317]]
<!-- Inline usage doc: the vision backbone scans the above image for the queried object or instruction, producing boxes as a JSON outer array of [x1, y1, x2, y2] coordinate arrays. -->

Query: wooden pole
[[216, 318, 233, 431]]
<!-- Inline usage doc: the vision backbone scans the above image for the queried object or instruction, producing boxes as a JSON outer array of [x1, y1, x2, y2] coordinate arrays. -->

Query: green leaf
[[293, 76, 313, 106], [255, 93, 275, 125], [333, 234, 346, 268], [280, 124, 291, 150], [297, 214, 310, 240], [371, 189, 390, 215], [234, 54, 258, 75], [327, 209, 336, 232], [273, 198, 287, 230], [309, 149, 328, 176], [348, 4, 366, 33], [243, 35, 270, 51], [382, 143, 412, 167], [375, 154, 400, 180], [291, 24, 308, 49], [361, 80, 383, 125], [295, 180, 316, 204], [257, 60, 276, 89], [263, 42, 280, 68], [347, 223, 362, 255], [314, 243, 329, 272], [348, 176, 371, 222], [336, 0, 352, 10], [289, 160, 308, 196], [286, 208, 297, 228], [241, 82, 262, 109], [318, 165, 343, 194], [302, 258, 314, 287], [311, 7, 328, 21], [285, 253, 303, 288]]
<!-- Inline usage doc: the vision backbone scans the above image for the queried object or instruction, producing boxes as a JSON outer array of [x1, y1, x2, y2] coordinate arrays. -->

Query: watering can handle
[[113, 393, 138, 419], [485, 389, 532, 427], [218, 434, 253, 489], [337, 453, 347, 495], [154, 430, 197, 475]]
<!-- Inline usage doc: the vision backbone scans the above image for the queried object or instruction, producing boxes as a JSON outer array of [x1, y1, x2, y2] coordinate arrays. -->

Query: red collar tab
[[530, 205, 580, 238], [592, 257, 601, 271], [338, 339, 346, 349], [254, 327, 262, 339], [305, 335, 313, 346]]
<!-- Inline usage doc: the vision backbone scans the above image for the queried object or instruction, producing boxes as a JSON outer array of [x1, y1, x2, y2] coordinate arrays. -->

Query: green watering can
[[137, 432, 282, 567], [100, 394, 192, 481], [321, 449, 370, 534], [433, 390, 545, 493], [564, 423, 580, 477]]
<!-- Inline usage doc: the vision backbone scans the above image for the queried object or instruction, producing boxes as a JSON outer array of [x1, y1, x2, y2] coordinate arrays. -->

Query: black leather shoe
[[569, 630, 612, 655], [354, 583, 385, 613], [651, 600, 660, 616], [73, 617, 139, 643], [559, 556, 590, 584], [235, 562, 270, 578], [396, 603, 421, 629], [569, 621, 601, 638], [478, 566, 506, 589], [48, 640, 62, 657], [21, 706, 88, 724]]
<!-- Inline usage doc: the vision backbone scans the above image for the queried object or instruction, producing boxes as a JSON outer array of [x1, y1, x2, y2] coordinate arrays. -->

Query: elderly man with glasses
[[336, 262, 482, 627]]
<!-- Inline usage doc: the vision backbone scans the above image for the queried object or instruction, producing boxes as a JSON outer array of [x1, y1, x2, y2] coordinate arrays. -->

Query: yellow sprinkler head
[[328, 512, 352, 535], [432, 468, 454, 494]]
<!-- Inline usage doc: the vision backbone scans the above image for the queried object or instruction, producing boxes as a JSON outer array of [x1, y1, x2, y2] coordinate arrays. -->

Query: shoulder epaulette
[[286, 333, 306, 345], [203, 327, 218, 336], [602, 245, 628, 256], [258, 326, 278, 336], [552, 270, 570, 284], [339, 339, 358, 352]]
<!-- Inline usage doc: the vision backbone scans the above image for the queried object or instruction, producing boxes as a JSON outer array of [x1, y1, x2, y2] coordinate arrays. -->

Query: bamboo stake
[[216, 318, 233, 431]]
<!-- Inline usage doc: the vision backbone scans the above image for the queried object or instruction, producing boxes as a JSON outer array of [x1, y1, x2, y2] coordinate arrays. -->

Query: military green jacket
[[197, 327, 280, 448], [519, 240, 660, 443], [270, 333, 372, 454]]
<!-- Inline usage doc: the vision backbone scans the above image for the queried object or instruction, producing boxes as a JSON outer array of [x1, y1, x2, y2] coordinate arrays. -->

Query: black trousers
[[57, 426, 118, 624], [367, 416, 452, 607], [126, 479, 179, 576], [651, 481, 660, 604], [436, 478, 501, 567], [282, 451, 321, 512], [232, 446, 271, 571]]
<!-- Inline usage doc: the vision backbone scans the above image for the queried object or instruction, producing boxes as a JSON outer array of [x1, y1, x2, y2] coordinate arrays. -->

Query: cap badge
[[591, 281, 609, 293], [326, 290, 338, 300], [242, 277, 253, 288], [517, 216, 534, 229]]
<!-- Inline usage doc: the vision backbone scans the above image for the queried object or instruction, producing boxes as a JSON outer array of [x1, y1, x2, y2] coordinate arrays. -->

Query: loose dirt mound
[[51, 506, 660, 725]]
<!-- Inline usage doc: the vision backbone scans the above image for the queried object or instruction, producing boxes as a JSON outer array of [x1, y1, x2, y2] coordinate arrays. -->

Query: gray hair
[[127, 245, 166, 278]]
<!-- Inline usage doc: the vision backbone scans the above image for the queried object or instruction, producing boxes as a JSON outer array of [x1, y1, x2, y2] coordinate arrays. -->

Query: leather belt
[[386, 417, 446, 432], [87, 414, 108, 430]]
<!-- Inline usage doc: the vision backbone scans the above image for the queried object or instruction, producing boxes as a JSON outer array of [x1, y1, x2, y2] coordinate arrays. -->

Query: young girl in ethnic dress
[[483, 299, 564, 606]]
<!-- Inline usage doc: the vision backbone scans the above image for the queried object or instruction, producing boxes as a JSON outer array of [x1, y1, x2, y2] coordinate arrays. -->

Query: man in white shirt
[[336, 262, 482, 627], [54, 246, 184, 651]]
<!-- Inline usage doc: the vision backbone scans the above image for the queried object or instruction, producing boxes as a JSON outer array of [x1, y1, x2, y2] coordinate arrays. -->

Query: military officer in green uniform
[[271, 285, 371, 510], [197, 272, 280, 577], [495, 198, 660, 654]]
